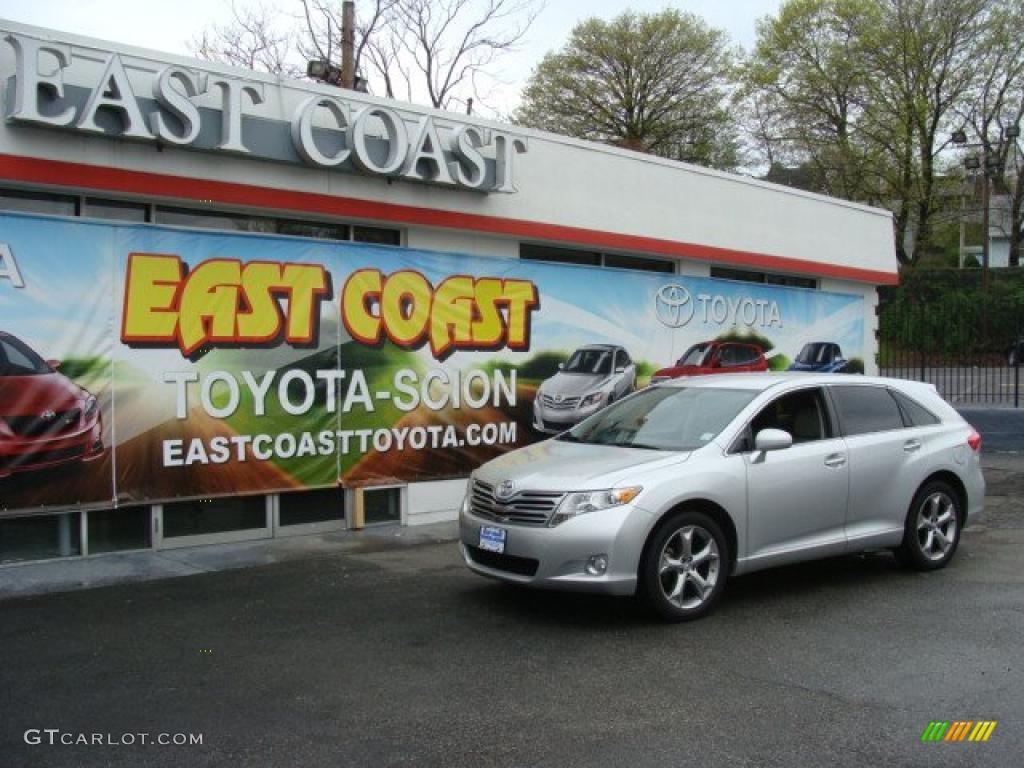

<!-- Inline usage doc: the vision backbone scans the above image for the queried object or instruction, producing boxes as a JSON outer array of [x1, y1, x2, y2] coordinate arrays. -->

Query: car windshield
[[563, 348, 612, 375], [676, 343, 710, 367], [559, 386, 758, 451], [0, 335, 52, 376], [796, 343, 830, 364]]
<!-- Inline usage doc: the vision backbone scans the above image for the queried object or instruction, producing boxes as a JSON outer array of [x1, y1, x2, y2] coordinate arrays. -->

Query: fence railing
[[879, 302, 1023, 407]]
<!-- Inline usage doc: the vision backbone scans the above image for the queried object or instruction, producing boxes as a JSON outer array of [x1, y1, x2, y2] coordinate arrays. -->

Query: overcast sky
[[0, 0, 782, 113]]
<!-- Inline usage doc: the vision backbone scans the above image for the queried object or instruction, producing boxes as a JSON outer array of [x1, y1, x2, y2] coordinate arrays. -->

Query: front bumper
[[531, 398, 605, 434], [458, 502, 650, 596], [0, 419, 104, 478]]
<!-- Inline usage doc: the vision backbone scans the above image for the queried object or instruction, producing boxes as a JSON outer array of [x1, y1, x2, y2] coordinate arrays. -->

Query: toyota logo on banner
[[655, 284, 695, 328]]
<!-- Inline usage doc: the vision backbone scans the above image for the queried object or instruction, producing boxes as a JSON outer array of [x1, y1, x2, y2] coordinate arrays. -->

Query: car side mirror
[[46, 358, 62, 370], [754, 428, 792, 453]]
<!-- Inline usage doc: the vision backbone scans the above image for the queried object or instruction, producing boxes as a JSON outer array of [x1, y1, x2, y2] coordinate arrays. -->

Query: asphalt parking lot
[[1, 461, 1022, 768]]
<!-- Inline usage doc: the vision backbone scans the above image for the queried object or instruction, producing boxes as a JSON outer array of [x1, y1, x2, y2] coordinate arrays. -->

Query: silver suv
[[461, 374, 985, 621], [532, 344, 636, 433]]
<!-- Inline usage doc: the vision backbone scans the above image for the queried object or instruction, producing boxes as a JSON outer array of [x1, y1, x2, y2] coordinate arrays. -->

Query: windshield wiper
[[607, 441, 664, 451], [556, 432, 583, 442]]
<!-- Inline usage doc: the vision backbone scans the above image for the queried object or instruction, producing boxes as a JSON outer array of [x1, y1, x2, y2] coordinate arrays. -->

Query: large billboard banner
[[0, 212, 865, 516]]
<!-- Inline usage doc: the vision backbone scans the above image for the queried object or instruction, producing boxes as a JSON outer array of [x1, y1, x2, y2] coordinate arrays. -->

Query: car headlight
[[580, 391, 606, 408], [549, 487, 642, 527], [83, 394, 98, 419]]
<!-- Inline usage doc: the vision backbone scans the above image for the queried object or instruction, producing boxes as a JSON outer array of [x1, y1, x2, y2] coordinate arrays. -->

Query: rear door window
[[829, 385, 906, 436], [890, 390, 941, 427]]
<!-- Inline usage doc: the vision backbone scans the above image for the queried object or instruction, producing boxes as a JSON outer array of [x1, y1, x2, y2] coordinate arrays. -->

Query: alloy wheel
[[658, 525, 721, 610], [916, 491, 958, 561]]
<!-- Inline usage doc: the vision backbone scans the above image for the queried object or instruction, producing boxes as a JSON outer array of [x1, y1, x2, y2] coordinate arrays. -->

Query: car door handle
[[824, 453, 847, 468], [904, 440, 922, 453]]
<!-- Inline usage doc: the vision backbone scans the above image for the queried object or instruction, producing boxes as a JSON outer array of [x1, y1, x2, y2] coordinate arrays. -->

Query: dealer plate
[[478, 526, 506, 554]]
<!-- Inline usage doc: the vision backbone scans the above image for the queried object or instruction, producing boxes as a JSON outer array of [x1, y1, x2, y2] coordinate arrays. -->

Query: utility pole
[[341, 1, 356, 90]]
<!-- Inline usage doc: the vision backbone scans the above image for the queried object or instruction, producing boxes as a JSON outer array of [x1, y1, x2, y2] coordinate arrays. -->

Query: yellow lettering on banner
[[503, 279, 539, 349], [178, 259, 242, 354], [340, 269, 539, 359], [342, 268, 384, 345], [282, 263, 329, 344], [236, 262, 286, 341], [431, 276, 474, 357], [381, 270, 431, 345], [471, 278, 504, 347], [121, 253, 330, 357], [122, 253, 184, 341]]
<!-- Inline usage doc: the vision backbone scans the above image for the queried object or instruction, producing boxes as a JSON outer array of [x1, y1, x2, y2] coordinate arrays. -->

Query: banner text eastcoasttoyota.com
[[0, 212, 864, 515]]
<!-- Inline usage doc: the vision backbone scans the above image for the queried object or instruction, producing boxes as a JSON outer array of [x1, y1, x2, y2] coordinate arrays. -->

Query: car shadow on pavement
[[460, 550, 931, 628]]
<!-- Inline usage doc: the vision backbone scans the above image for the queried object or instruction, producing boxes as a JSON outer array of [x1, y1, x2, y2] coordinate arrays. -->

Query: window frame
[[730, 386, 836, 453], [825, 384, 909, 437]]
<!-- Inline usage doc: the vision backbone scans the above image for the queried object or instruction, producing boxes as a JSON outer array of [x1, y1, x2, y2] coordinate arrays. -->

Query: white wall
[[406, 479, 466, 526]]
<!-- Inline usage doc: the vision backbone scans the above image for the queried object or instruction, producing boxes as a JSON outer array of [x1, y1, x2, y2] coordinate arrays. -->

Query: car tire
[[896, 480, 962, 571], [639, 510, 729, 622]]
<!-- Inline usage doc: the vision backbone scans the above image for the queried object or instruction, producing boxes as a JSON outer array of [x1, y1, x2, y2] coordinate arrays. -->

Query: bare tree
[[192, 2, 298, 76], [189, 0, 542, 113]]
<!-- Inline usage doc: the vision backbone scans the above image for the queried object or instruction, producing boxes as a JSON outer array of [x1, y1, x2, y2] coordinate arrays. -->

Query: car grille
[[465, 544, 539, 577], [470, 479, 564, 526], [541, 419, 575, 433], [5, 409, 81, 438], [0, 445, 85, 471], [539, 393, 580, 410]]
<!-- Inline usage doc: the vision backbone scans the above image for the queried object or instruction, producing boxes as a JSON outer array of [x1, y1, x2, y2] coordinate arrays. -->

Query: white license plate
[[478, 526, 506, 553]]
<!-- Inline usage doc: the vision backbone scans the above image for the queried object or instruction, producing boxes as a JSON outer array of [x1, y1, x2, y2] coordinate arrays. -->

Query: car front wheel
[[897, 481, 962, 570], [639, 511, 729, 622]]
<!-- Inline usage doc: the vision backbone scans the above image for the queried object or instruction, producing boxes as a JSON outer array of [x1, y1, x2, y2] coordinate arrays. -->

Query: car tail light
[[967, 430, 982, 452]]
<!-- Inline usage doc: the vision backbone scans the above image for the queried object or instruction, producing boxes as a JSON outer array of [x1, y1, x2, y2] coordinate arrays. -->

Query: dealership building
[[0, 19, 898, 566]]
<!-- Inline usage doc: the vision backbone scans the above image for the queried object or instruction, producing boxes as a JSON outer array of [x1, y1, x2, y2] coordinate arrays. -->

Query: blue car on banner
[[787, 342, 849, 373]]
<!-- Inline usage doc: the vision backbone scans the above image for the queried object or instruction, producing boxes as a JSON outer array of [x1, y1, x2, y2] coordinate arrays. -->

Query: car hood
[[475, 439, 690, 491], [539, 372, 612, 397], [0, 372, 83, 415]]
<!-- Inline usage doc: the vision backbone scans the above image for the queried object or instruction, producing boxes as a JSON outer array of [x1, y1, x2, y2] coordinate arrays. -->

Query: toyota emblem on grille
[[496, 480, 515, 499], [554, 394, 564, 403], [41, 410, 57, 421]]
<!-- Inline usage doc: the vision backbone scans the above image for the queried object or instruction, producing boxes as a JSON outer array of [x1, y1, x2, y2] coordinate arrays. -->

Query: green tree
[[742, 0, 880, 202], [516, 9, 739, 169], [744, 0, 1006, 266]]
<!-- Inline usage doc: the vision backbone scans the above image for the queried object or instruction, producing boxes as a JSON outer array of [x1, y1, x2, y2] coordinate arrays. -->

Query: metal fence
[[878, 298, 1023, 407]]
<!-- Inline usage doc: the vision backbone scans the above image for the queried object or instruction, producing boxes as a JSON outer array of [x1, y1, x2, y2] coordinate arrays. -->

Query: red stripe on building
[[0, 153, 899, 285]]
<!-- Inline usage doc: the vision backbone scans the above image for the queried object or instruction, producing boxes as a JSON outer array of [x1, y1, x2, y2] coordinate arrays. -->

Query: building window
[[363, 487, 402, 525], [354, 225, 402, 246], [0, 512, 81, 564], [0, 189, 78, 216], [162, 496, 267, 538], [521, 244, 601, 267], [82, 198, 150, 222], [279, 488, 345, 527], [86, 507, 151, 553], [604, 253, 675, 273], [711, 266, 817, 290], [521, 244, 674, 273]]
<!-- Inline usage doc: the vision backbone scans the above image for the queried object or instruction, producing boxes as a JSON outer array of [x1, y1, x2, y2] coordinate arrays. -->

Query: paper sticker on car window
[[700, 432, 714, 442]]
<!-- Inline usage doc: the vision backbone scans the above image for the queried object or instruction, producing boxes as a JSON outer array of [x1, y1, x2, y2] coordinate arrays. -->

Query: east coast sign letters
[[2, 32, 527, 193]]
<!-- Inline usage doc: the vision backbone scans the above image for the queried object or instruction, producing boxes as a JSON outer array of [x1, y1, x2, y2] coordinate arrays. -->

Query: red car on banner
[[0, 332, 104, 478], [650, 340, 768, 383]]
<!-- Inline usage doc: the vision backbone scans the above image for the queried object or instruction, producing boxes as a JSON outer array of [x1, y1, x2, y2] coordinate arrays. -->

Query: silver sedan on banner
[[460, 373, 984, 622]]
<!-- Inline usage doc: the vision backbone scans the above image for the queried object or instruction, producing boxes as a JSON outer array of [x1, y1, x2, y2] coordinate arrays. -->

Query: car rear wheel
[[897, 481, 962, 571], [639, 511, 728, 622]]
